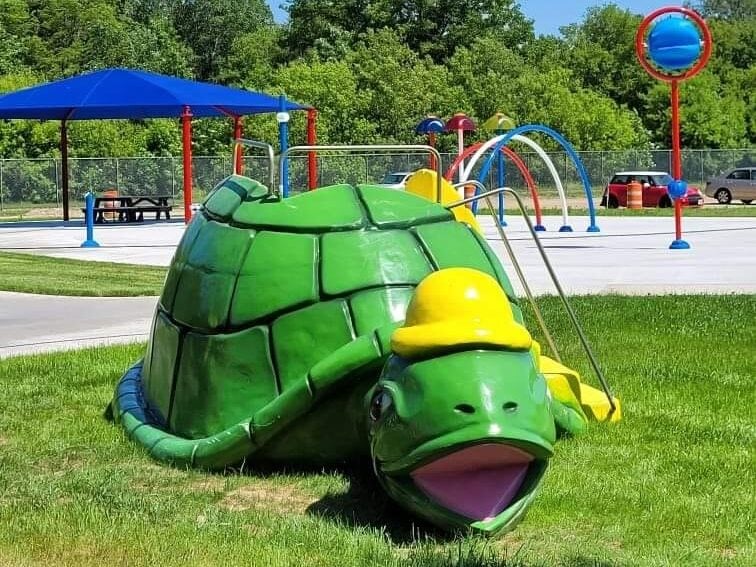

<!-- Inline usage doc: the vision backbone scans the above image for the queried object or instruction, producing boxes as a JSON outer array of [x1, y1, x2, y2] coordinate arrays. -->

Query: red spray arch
[[444, 143, 543, 227]]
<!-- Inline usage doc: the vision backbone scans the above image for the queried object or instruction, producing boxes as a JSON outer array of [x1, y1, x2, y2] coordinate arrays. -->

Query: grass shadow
[[304, 464, 449, 545], [224, 460, 447, 544]]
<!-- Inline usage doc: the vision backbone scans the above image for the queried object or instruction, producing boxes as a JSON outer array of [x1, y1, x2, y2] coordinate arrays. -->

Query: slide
[[404, 169, 482, 233], [540, 354, 622, 423]]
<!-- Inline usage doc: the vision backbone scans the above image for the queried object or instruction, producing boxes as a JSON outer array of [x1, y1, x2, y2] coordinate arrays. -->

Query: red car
[[600, 171, 704, 208]]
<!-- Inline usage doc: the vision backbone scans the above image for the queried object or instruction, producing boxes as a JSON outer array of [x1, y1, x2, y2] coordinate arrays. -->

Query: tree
[[684, 0, 756, 19], [273, 59, 376, 145], [644, 71, 748, 148], [218, 27, 285, 89], [0, 0, 32, 74], [559, 5, 653, 114], [345, 29, 464, 142], [447, 34, 525, 122], [506, 68, 649, 150], [172, 0, 274, 80], [284, 0, 534, 62]]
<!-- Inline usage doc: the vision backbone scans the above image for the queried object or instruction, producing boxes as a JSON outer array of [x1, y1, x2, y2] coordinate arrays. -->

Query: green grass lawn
[[0, 296, 753, 566], [0, 251, 167, 296]]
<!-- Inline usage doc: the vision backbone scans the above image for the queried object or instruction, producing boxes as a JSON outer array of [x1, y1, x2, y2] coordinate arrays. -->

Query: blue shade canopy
[[0, 68, 308, 120]]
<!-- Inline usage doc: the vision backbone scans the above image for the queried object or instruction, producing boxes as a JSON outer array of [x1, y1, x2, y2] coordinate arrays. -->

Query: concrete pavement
[[0, 291, 156, 358], [1, 214, 755, 357]]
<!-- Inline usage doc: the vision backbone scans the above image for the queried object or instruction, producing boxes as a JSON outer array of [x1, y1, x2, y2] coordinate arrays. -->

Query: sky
[[266, 1, 685, 36]]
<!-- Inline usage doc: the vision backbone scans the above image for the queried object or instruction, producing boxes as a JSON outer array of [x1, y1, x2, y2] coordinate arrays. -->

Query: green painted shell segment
[[169, 326, 278, 439], [230, 232, 318, 326], [231, 185, 364, 232], [271, 299, 356, 392], [349, 287, 414, 336], [356, 184, 452, 228], [413, 221, 517, 301], [142, 312, 181, 423], [202, 176, 271, 224], [160, 214, 207, 312], [172, 221, 252, 329], [321, 230, 432, 296]]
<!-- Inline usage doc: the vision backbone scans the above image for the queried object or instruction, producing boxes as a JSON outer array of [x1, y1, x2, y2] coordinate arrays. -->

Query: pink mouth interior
[[410, 443, 533, 521]]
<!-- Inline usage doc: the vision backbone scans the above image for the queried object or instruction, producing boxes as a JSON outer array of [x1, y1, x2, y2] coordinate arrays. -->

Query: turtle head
[[367, 268, 556, 535]]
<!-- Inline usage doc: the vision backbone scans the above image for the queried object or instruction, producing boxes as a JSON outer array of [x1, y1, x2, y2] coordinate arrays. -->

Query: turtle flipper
[[112, 328, 394, 470]]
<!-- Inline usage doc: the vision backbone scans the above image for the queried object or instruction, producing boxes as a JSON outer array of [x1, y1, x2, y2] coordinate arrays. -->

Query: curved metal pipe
[[231, 138, 275, 192], [444, 142, 544, 227], [279, 144, 443, 201], [447, 186, 616, 412], [454, 180, 561, 364]]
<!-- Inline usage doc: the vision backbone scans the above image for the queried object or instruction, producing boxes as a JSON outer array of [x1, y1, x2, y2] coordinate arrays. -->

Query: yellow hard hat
[[391, 268, 531, 359]]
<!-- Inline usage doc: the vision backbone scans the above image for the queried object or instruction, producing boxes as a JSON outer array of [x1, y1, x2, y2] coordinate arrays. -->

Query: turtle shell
[[138, 175, 519, 455]]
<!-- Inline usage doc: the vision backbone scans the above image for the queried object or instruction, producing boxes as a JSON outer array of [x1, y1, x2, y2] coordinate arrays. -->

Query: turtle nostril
[[502, 401, 518, 412], [454, 404, 476, 414]]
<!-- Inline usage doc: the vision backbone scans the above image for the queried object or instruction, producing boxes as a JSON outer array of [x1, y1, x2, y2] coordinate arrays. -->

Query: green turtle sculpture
[[108, 175, 601, 536]]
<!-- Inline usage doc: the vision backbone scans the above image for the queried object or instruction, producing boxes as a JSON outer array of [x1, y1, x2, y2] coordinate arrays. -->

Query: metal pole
[[61, 120, 70, 221], [280, 144, 442, 202], [115, 157, 120, 192], [232, 139, 275, 191], [306, 109, 318, 190], [496, 134, 507, 226], [428, 132, 437, 170], [80, 192, 100, 248], [277, 95, 290, 197], [181, 105, 193, 223], [171, 156, 175, 199], [447, 186, 616, 411], [670, 80, 688, 249], [233, 116, 243, 175], [453, 180, 561, 363], [0, 159, 3, 213]]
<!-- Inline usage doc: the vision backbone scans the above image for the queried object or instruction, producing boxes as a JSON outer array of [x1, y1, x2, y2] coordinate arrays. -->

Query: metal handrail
[[278, 144, 443, 202], [453, 180, 562, 364], [231, 138, 276, 192], [447, 186, 616, 412]]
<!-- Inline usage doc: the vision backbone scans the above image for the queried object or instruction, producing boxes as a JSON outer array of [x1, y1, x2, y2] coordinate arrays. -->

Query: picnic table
[[82, 195, 173, 223]]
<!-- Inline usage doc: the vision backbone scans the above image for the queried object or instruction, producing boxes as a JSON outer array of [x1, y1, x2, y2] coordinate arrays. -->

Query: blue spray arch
[[475, 124, 600, 233]]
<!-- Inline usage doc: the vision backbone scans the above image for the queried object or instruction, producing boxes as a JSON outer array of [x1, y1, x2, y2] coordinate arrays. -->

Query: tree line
[[0, 0, 753, 160]]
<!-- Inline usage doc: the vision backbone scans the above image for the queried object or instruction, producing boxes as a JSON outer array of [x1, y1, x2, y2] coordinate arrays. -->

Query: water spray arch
[[460, 133, 571, 231], [468, 125, 600, 232], [445, 143, 545, 230]]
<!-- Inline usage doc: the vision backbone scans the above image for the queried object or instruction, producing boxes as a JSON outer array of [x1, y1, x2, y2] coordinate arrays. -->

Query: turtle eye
[[370, 390, 393, 422]]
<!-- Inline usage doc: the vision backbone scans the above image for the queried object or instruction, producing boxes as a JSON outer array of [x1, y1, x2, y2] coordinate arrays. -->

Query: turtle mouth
[[410, 443, 536, 522]]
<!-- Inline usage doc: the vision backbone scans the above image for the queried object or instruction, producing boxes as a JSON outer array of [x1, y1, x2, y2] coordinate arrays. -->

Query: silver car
[[376, 172, 412, 189], [705, 167, 756, 204]]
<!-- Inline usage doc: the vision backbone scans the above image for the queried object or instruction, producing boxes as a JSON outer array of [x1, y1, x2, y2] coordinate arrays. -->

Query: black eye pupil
[[370, 391, 392, 421]]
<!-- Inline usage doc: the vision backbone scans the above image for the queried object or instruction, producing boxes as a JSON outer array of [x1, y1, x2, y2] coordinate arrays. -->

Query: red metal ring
[[635, 6, 712, 82]]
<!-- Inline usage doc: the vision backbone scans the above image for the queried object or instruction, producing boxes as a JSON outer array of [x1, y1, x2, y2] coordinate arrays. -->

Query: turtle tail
[[110, 361, 255, 470]]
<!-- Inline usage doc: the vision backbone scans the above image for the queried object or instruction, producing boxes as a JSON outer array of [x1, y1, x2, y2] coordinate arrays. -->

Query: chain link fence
[[0, 148, 753, 218]]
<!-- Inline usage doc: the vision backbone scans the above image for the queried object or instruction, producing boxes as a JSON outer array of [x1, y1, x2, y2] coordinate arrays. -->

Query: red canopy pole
[[233, 116, 243, 175], [60, 119, 70, 221], [307, 109, 317, 190], [181, 105, 193, 223]]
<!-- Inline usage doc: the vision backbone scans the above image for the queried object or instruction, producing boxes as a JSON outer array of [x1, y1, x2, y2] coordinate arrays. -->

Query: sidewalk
[[1, 214, 755, 357]]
